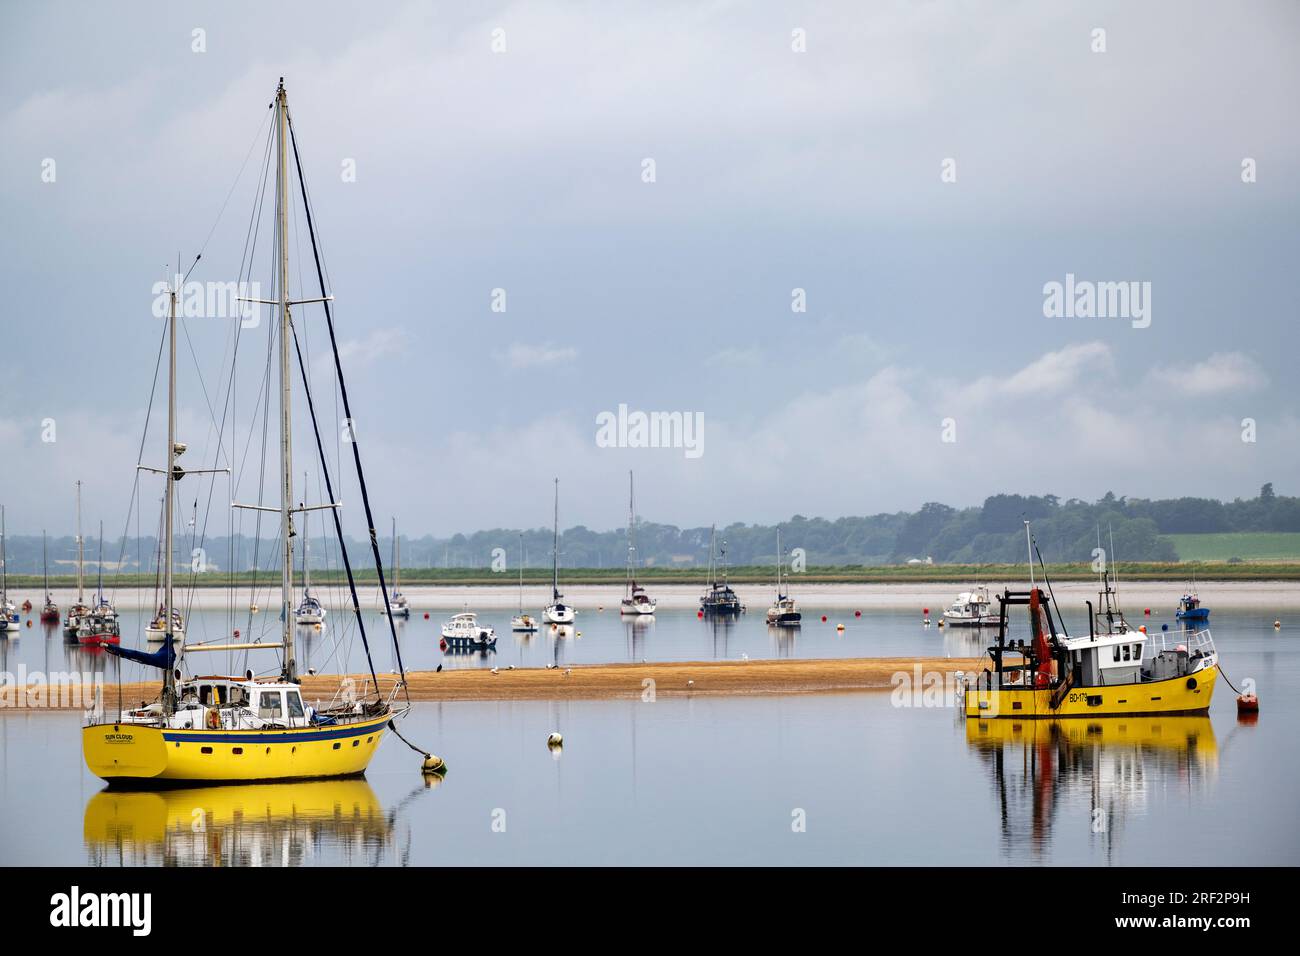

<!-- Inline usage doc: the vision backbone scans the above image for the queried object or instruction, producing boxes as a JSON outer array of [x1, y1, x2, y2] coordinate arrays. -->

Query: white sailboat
[[543, 478, 576, 625], [619, 471, 655, 616], [64, 481, 91, 636], [0, 506, 18, 631], [388, 517, 410, 619], [511, 532, 538, 632], [77, 520, 121, 645], [294, 477, 327, 626], [145, 507, 185, 642], [765, 527, 801, 627]]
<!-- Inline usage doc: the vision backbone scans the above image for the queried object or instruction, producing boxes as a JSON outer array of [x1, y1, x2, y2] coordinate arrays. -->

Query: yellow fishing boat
[[82, 79, 420, 787], [962, 554, 1219, 720]]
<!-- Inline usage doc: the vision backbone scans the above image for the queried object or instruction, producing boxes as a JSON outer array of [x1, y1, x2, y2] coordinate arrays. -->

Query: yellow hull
[[965, 714, 1218, 756], [82, 712, 391, 785], [963, 665, 1216, 719], [84, 779, 389, 864]]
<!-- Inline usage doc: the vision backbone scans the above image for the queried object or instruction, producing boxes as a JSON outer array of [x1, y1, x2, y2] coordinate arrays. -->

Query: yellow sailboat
[[83, 79, 419, 786]]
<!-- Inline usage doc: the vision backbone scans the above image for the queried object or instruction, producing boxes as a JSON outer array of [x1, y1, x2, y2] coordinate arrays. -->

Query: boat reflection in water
[[84, 779, 403, 867], [966, 716, 1218, 860]]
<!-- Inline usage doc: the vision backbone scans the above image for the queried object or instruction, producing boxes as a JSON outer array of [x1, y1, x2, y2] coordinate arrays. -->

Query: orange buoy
[[1139, 625, 1147, 633]]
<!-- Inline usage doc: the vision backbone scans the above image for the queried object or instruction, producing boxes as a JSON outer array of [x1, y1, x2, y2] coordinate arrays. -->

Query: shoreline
[[0, 656, 985, 711], [17, 580, 1300, 611]]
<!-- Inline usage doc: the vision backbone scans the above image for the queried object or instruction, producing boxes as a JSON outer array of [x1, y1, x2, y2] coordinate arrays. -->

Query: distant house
[[905, 556, 934, 566]]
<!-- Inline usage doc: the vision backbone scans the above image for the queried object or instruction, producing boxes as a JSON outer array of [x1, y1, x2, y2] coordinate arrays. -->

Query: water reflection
[[966, 717, 1218, 861], [84, 778, 412, 867]]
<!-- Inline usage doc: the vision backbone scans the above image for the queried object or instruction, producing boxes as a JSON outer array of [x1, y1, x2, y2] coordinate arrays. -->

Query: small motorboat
[[441, 611, 497, 651], [1176, 592, 1210, 622], [941, 586, 999, 628]]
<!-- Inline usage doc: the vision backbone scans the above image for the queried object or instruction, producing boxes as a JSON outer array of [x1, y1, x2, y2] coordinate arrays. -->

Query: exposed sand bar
[[0, 656, 987, 711], [28, 581, 1300, 611]]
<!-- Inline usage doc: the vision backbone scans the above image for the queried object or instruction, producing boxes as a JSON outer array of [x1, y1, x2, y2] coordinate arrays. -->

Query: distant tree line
[[3, 484, 1295, 574]]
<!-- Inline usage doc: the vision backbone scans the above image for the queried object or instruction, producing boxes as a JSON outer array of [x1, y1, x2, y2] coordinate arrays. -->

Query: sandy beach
[[1, 656, 985, 711]]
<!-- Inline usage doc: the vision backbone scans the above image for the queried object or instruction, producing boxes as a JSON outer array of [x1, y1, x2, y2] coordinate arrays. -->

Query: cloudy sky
[[1, 0, 1297, 538]]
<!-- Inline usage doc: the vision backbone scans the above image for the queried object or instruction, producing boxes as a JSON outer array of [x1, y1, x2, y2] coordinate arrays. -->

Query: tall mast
[[162, 285, 178, 709], [275, 78, 297, 682], [775, 527, 781, 597], [97, 520, 104, 602], [552, 478, 560, 601], [302, 473, 310, 596], [42, 530, 49, 599], [626, 470, 635, 594], [518, 532, 524, 612], [1, 505, 7, 602], [75, 481, 84, 603]]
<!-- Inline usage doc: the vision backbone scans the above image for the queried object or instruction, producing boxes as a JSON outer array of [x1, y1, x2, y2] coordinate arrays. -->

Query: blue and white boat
[[1176, 592, 1210, 622]]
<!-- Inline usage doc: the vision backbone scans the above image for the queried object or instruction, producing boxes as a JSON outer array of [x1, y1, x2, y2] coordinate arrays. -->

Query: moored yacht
[[145, 605, 186, 643], [294, 496, 327, 626], [700, 525, 744, 615], [78, 521, 121, 645], [941, 585, 998, 627], [511, 532, 538, 632], [620, 471, 656, 616], [441, 611, 497, 651], [388, 517, 410, 619], [0, 506, 17, 632], [64, 481, 91, 636], [83, 79, 410, 786], [764, 528, 801, 627], [543, 479, 576, 625]]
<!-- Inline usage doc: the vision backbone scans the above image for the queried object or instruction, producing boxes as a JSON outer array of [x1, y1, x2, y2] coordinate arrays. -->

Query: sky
[[1, 0, 1298, 538]]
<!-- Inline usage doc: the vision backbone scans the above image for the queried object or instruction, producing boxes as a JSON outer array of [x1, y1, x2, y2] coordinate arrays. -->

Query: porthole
[[332, 742, 341, 750], [200, 746, 213, 755], [352, 739, 360, 747], [232, 747, 243, 755]]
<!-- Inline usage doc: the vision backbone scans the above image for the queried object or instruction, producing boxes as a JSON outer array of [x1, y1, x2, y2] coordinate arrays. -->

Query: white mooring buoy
[[422, 754, 446, 775], [547, 732, 563, 748]]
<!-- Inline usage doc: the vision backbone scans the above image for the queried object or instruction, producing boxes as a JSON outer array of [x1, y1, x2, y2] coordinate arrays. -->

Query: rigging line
[[188, 110, 277, 281], [110, 305, 169, 600], [288, 108, 408, 688], [289, 319, 381, 697]]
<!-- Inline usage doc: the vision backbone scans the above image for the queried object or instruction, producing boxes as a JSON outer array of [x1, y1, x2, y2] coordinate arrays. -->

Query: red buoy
[[697, 610, 704, 618], [821, 615, 827, 622], [1144, 608, 1151, 616], [424, 612, 430, 620], [1237, 694, 1259, 714], [854, 610, 861, 618], [923, 607, 929, 615], [233, 629, 241, 639]]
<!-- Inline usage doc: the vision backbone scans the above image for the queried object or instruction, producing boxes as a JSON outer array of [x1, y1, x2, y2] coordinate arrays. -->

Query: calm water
[[0, 609, 1296, 865]]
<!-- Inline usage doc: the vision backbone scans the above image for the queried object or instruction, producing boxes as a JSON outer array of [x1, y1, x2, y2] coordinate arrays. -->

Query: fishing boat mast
[[517, 532, 525, 613], [1, 506, 7, 606]]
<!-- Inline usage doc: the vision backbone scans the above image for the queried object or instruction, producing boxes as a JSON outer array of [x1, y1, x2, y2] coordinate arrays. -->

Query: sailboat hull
[[82, 711, 391, 785]]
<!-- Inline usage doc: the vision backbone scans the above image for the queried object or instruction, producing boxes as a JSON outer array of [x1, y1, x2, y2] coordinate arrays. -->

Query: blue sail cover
[[105, 635, 177, 670]]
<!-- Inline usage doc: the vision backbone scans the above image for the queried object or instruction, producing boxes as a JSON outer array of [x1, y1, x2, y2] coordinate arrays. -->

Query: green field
[[1163, 532, 1300, 562]]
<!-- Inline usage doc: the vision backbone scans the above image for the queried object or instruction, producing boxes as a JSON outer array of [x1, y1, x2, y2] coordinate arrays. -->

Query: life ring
[[206, 708, 221, 730]]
